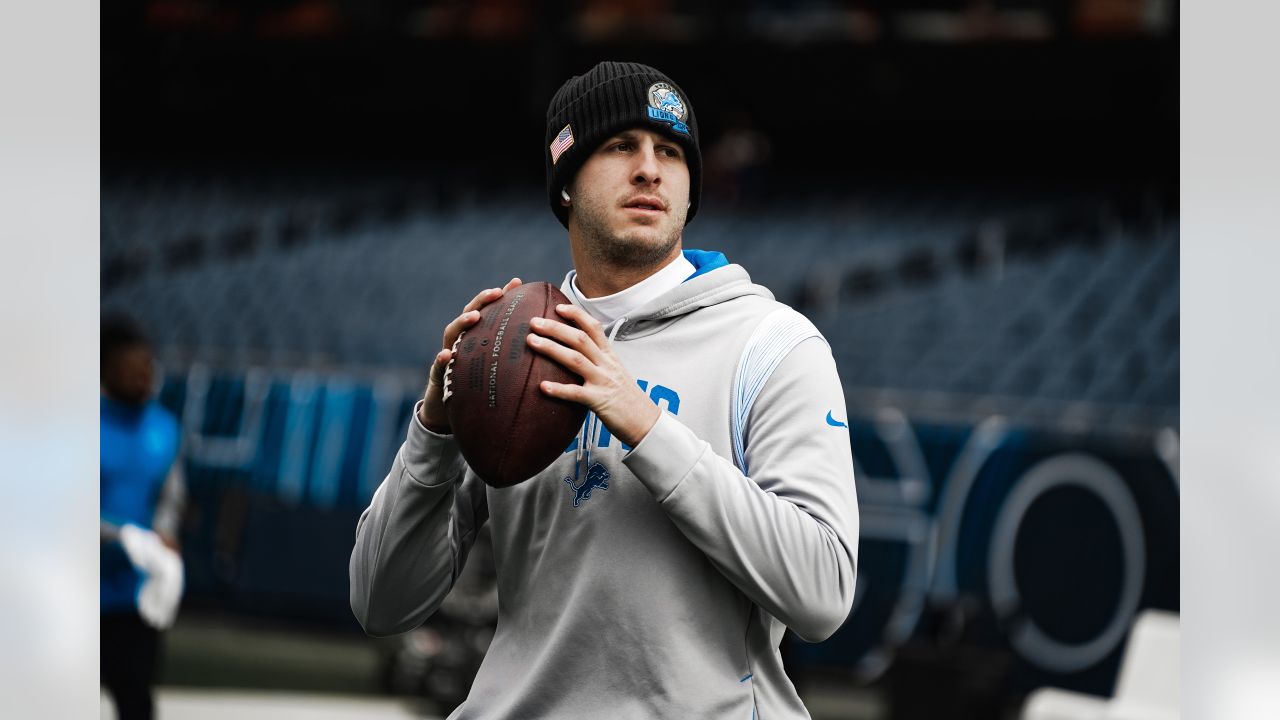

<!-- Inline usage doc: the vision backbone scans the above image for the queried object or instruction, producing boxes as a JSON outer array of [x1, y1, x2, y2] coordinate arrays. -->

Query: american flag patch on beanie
[[550, 124, 574, 164]]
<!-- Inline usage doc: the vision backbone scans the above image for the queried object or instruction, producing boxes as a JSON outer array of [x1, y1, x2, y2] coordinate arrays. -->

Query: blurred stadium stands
[[102, 176, 1177, 434]]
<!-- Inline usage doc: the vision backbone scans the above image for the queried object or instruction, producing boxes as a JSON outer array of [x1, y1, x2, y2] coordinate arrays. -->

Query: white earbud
[[560, 188, 571, 203]]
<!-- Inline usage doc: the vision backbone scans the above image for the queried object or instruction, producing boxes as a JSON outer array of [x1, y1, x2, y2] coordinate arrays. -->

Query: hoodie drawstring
[[574, 412, 590, 482], [607, 317, 627, 344]]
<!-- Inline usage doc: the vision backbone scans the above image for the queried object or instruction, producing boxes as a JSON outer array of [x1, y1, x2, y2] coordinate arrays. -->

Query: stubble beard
[[572, 190, 686, 270]]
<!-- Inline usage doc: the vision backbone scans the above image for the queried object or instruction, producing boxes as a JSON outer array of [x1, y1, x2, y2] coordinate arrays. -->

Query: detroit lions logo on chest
[[564, 462, 610, 508]]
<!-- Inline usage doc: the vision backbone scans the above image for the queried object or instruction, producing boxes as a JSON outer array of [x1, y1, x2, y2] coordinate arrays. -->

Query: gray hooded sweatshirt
[[350, 252, 860, 719]]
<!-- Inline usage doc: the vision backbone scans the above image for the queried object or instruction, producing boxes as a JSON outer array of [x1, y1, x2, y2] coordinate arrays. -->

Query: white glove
[[119, 524, 185, 630]]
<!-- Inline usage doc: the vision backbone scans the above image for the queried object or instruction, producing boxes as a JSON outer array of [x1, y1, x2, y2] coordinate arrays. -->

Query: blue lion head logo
[[565, 462, 610, 508], [648, 83, 686, 121]]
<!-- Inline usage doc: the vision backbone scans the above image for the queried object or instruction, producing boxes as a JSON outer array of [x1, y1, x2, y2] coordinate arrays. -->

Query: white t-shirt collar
[[567, 252, 696, 327]]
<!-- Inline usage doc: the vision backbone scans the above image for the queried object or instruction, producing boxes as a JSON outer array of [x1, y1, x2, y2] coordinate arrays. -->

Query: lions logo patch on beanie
[[646, 82, 690, 135]]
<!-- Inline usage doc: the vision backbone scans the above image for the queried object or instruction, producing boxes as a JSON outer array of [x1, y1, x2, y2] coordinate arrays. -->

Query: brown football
[[443, 282, 588, 488]]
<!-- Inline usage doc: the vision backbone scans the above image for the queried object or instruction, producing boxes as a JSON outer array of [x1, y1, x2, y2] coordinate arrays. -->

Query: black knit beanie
[[545, 61, 701, 228]]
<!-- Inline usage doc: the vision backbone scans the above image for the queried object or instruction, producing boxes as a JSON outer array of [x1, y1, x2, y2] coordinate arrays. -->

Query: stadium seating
[[101, 178, 1178, 432]]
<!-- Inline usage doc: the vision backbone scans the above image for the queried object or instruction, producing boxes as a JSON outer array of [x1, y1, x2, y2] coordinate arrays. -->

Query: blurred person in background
[[352, 61, 860, 718], [100, 314, 186, 720]]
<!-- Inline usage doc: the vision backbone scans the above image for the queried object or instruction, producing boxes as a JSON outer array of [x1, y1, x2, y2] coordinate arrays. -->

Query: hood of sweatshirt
[[559, 249, 775, 341]]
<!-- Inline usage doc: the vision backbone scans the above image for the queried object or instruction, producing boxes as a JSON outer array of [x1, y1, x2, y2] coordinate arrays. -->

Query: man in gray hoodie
[[350, 61, 860, 719]]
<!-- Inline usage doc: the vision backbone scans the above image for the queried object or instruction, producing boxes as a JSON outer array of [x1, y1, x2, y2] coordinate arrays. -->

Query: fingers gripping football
[[526, 303, 661, 447], [419, 278, 523, 432]]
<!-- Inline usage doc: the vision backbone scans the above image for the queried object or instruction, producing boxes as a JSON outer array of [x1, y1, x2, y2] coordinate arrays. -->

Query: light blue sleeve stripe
[[730, 307, 823, 474]]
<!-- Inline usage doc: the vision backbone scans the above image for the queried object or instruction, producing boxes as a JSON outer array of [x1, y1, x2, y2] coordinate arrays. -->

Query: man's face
[[102, 343, 155, 407], [567, 128, 690, 268]]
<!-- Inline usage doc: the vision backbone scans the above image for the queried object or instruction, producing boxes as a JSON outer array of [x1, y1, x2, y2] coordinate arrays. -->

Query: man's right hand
[[418, 278, 523, 433]]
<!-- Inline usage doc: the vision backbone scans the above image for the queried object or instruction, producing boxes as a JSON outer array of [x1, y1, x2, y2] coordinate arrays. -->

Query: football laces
[[442, 332, 463, 403]]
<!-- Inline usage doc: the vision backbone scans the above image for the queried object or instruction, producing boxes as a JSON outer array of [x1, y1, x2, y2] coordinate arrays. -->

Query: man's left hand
[[527, 304, 660, 448]]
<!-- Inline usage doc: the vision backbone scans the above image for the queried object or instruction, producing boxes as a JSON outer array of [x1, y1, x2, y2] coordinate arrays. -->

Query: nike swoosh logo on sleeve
[[825, 411, 848, 428]]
